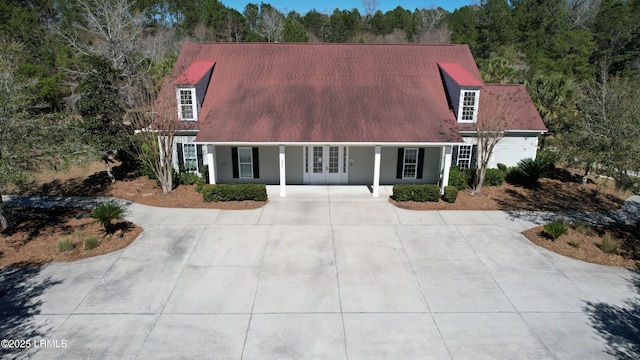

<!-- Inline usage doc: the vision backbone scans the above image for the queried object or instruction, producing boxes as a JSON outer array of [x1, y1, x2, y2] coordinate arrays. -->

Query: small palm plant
[[90, 203, 127, 234], [512, 157, 554, 187]]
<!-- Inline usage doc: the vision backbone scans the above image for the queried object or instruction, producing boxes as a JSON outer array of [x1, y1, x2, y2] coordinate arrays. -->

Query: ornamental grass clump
[[83, 236, 100, 250], [543, 219, 568, 240], [90, 202, 127, 234], [57, 238, 75, 252], [599, 232, 620, 254]]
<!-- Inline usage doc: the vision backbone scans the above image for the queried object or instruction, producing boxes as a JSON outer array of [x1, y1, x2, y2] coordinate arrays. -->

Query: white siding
[[490, 135, 539, 168], [462, 134, 539, 168]]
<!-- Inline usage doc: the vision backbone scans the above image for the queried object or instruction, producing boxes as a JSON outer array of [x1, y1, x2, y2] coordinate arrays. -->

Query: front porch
[[200, 144, 455, 197]]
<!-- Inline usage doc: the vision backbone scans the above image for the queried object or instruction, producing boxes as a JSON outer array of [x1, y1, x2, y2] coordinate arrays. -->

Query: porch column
[[372, 145, 381, 197], [206, 145, 216, 184], [279, 145, 286, 197], [441, 145, 452, 194]]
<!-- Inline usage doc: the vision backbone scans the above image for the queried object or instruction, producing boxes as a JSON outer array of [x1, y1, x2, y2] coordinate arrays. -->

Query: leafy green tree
[[478, 57, 516, 83], [592, 0, 640, 75], [76, 57, 128, 182], [476, 0, 515, 57], [448, 6, 479, 50], [284, 16, 310, 42], [328, 8, 362, 42], [0, 41, 91, 231], [525, 73, 577, 150], [302, 9, 330, 41]]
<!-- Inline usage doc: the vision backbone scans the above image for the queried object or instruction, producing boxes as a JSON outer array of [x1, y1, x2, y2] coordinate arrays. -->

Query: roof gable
[[173, 61, 216, 86], [459, 84, 547, 132], [438, 62, 484, 88]]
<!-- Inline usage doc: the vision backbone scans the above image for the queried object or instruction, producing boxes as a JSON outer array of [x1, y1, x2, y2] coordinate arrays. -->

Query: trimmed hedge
[[483, 168, 505, 186], [201, 184, 268, 202], [442, 186, 458, 203], [392, 184, 441, 202], [448, 166, 469, 190]]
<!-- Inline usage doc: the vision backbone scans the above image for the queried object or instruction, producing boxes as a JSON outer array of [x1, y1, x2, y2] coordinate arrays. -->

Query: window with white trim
[[456, 145, 472, 169], [458, 90, 479, 123], [238, 147, 253, 178], [182, 143, 198, 172], [177, 88, 197, 121], [403, 148, 418, 179]]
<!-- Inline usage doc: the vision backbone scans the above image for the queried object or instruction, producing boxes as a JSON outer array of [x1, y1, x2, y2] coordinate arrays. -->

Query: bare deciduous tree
[[362, 0, 380, 18], [565, 0, 602, 30], [260, 7, 284, 42], [474, 87, 520, 195], [54, 0, 157, 107], [127, 78, 188, 193]]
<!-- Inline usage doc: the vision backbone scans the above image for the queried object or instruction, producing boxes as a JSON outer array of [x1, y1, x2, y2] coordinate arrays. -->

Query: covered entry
[[303, 146, 349, 184]]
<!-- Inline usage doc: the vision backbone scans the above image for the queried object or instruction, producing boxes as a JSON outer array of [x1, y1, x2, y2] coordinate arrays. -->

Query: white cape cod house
[[160, 43, 546, 197]]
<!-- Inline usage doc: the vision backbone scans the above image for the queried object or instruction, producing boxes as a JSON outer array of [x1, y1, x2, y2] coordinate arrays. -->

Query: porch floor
[[266, 185, 393, 201]]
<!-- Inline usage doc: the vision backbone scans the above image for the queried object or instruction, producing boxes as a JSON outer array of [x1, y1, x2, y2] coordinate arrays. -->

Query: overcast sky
[[220, 0, 472, 15]]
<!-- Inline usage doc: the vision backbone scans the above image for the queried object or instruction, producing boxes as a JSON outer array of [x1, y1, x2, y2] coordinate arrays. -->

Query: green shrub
[[599, 232, 620, 254], [543, 220, 568, 240], [57, 238, 75, 252], [392, 184, 441, 202], [497, 163, 507, 173], [448, 166, 469, 190], [536, 149, 559, 168], [442, 186, 458, 203], [90, 202, 127, 233], [508, 157, 554, 187], [201, 184, 268, 202], [178, 171, 206, 186], [483, 168, 505, 186], [83, 236, 100, 250]]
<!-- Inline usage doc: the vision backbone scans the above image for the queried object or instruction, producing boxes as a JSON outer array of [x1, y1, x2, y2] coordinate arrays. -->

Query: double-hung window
[[238, 147, 253, 179], [459, 90, 479, 123], [178, 88, 197, 121], [456, 145, 472, 169], [182, 143, 198, 172], [403, 148, 418, 179]]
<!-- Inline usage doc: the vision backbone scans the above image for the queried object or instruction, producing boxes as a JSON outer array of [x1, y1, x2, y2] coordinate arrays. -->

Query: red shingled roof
[[438, 62, 484, 87], [460, 84, 547, 132], [166, 43, 484, 143], [173, 61, 215, 86]]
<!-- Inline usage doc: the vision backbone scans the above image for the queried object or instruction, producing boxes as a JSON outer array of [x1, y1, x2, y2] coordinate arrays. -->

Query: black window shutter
[[231, 147, 239, 178], [396, 148, 404, 179], [471, 145, 478, 168], [416, 148, 425, 179], [196, 145, 203, 171], [176, 143, 184, 170], [452, 146, 458, 167], [252, 147, 260, 178]]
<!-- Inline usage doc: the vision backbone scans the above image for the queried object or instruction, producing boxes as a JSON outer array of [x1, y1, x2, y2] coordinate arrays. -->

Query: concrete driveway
[[1, 187, 638, 359]]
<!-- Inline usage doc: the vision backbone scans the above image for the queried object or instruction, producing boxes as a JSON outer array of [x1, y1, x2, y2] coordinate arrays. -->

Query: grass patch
[[57, 238, 75, 252], [83, 235, 100, 250], [599, 232, 620, 254]]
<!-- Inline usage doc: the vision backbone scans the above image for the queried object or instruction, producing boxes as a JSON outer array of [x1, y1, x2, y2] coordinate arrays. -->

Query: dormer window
[[458, 90, 479, 123], [177, 88, 197, 121]]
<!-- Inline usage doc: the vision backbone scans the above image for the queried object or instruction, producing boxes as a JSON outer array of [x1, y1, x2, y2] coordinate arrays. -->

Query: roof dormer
[[174, 61, 215, 122], [438, 62, 483, 123]]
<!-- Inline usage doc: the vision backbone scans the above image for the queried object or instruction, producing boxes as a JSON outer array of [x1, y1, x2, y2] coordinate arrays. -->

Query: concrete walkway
[[1, 189, 639, 359]]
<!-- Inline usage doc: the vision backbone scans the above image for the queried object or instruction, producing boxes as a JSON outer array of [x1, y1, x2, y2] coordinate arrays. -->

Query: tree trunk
[[0, 193, 8, 232], [103, 152, 116, 183], [473, 167, 486, 195]]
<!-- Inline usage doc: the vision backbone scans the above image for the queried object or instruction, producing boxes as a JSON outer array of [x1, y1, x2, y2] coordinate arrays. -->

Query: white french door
[[304, 146, 348, 184]]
